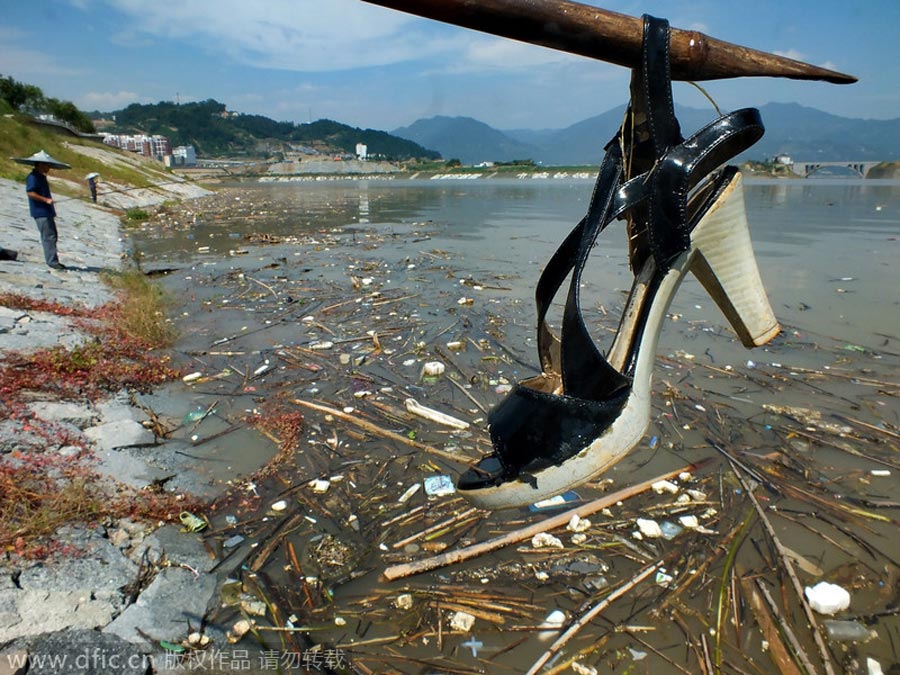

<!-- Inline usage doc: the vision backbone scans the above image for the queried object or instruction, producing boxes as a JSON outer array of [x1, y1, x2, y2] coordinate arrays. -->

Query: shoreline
[[0, 177, 246, 668]]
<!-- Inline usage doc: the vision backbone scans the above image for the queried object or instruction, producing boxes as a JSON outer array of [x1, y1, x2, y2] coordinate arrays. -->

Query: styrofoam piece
[[805, 581, 851, 615]]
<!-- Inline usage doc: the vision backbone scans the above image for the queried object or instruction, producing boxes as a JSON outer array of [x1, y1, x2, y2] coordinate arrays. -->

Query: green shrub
[[124, 207, 150, 222]]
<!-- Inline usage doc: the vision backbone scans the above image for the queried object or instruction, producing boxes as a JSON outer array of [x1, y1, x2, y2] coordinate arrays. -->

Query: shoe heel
[[690, 172, 781, 348]]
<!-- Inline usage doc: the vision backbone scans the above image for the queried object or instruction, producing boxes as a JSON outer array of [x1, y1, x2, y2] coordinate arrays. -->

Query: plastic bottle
[[822, 620, 875, 642]]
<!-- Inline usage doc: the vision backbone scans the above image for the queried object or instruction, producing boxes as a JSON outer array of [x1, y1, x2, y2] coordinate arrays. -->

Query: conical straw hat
[[12, 150, 71, 169]]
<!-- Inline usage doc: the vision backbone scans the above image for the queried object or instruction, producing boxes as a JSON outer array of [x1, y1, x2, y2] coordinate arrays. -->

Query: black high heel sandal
[[457, 15, 780, 509]]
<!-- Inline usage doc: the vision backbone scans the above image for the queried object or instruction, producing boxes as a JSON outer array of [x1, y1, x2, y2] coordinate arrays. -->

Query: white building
[[172, 145, 197, 166], [355, 143, 367, 160]]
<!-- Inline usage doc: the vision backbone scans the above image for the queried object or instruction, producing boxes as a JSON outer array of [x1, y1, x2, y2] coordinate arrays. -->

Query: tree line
[[0, 75, 96, 134], [109, 99, 440, 160]]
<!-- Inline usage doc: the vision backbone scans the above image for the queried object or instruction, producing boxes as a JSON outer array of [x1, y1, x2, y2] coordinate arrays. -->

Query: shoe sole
[[460, 172, 779, 509]]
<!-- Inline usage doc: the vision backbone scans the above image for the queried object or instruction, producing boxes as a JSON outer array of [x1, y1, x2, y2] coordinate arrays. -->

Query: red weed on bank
[[0, 292, 91, 318], [0, 294, 181, 403], [0, 292, 188, 558]]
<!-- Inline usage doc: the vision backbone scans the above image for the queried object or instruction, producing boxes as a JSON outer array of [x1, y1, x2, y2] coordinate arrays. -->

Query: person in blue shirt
[[19, 150, 69, 269]]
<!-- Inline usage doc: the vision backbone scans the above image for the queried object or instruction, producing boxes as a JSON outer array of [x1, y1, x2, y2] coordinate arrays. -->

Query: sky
[[2, 0, 899, 133]]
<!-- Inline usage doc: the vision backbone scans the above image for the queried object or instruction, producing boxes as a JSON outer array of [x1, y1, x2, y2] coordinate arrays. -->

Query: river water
[[130, 175, 899, 674], [137, 176, 899, 342]]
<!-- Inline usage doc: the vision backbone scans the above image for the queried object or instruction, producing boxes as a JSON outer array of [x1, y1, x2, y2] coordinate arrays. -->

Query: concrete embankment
[[0, 176, 233, 672]]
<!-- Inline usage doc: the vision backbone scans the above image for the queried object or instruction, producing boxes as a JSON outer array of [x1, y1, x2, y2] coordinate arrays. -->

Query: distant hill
[[393, 104, 900, 166], [102, 99, 440, 160], [742, 102, 900, 161], [391, 116, 537, 164]]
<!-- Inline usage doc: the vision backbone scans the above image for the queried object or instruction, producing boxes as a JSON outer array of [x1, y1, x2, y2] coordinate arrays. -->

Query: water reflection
[[131, 177, 899, 340]]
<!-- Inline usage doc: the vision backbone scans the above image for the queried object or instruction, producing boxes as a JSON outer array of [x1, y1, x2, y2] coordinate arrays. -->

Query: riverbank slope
[[0, 176, 238, 671]]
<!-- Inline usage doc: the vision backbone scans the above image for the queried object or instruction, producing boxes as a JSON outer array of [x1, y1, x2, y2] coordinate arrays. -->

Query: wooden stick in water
[[382, 461, 703, 580]]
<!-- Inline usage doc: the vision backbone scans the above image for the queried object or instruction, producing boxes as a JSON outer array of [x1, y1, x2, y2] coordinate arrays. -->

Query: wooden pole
[[361, 0, 856, 84]]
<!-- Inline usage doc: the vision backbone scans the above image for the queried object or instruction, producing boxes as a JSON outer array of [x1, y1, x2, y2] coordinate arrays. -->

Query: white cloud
[[463, 38, 577, 70], [94, 0, 446, 71], [773, 48, 808, 63], [78, 90, 145, 109]]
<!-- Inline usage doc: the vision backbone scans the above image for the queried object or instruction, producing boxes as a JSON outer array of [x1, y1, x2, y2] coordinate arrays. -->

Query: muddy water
[[130, 176, 899, 673]]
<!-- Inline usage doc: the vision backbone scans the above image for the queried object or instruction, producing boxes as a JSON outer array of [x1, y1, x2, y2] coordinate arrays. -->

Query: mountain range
[[392, 103, 900, 166]]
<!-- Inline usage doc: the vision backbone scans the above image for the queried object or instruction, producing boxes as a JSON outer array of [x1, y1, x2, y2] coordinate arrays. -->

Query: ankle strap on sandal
[[532, 15, 764, 401], [639, 15, 683, 162]]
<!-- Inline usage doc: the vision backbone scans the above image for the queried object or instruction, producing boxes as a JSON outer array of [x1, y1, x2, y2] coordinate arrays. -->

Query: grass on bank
[[0, 268, 184, 557], [123, 207, 151, 222], [0, 113, 173, 197], [101, 266, 178, 349]]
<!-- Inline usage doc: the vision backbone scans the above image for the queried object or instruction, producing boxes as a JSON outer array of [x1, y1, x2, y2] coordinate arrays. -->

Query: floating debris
[[178, 511, 207, 533], [398, 483, 422, 503], [805, 581, 851, 615], [404, 398, 470, 429], [424, 475, 456, 496], [538, 609, 566, 641], [450, 611, 476, 632], [531, 532, 564, 549], [636, 518, 663, 538], [133, 184, 899, 675], [421, 361, 446, 377]]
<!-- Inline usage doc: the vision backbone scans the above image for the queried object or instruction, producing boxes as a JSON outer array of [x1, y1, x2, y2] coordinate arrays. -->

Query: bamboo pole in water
[[361, 0, 857, 84]]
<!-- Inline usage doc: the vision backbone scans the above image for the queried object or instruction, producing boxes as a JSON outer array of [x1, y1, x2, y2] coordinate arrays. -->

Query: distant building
[[150, 135, 170, 159], [356, 143, 367, 160], [172, 145, 197, 166], [103, 133, 171, 160], [774, 154, 793, 166]]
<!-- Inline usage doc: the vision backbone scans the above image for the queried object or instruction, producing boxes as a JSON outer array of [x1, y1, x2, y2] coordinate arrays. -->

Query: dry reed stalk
[[739, 574, 805, 675], [383, 462, 702, 581], [540, 633, 612, 675], [783, 427, 900, 471], [625, 629, 695, 675], [391, 508, 481, 549], [290, 398, 469, 463], [428, 600, 507, 625], [670, 608, 709, 675], [432, 585, 541, 608], [248, 512, 306, 572], [731, 461, 834, 675], [526, 561, 661, 674], [285, 540, 315, 609], [445, 374, 488, 413], [423, 592, 537, 619]]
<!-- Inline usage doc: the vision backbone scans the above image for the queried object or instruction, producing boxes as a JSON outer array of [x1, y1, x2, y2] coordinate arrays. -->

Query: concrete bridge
[[789, 160, 881, 178]]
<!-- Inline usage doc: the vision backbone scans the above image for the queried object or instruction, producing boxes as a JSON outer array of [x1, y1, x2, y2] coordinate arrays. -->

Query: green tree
[[0, 75, 44, 111], [45, 97, 96, 133], [0, 74, 95, 132]]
